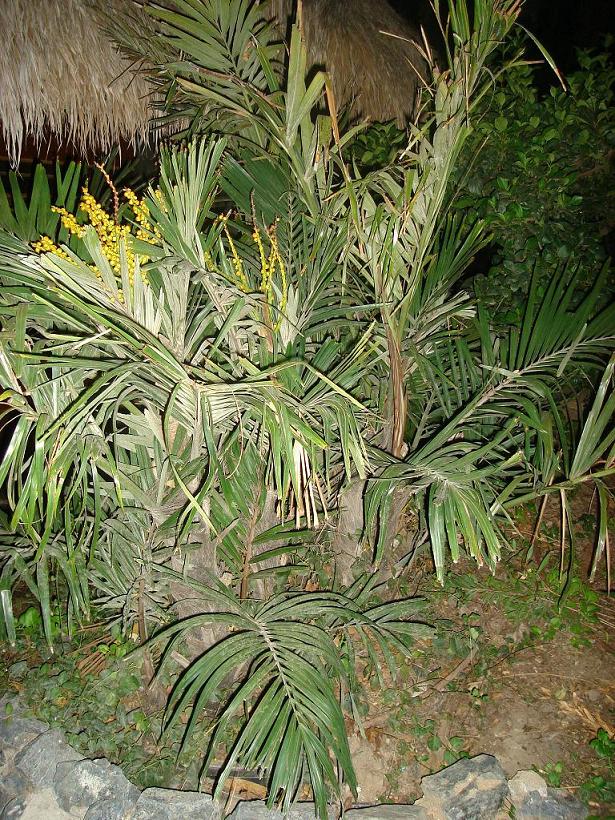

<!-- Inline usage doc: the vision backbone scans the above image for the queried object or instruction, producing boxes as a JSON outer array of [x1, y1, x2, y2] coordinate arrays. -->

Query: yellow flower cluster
[[32, 234, 69, 259], [31, 182, 162, 299], [52, 208, 85, 239], [254, 219, 287, 331], [124, 188, 161, 242], [153, 187, 168, 214], [207, 213, 288, 333], [216, 214, 249, 291]]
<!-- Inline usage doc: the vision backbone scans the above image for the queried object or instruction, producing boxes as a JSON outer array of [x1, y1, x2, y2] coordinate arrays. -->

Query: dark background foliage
[[391, 0, 615, 71]]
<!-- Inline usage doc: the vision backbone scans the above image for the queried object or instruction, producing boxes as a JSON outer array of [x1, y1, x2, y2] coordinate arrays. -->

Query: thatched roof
[[0, 0, 432, 168], [0, 0, 157, 166], [272, 0, 430, 125]]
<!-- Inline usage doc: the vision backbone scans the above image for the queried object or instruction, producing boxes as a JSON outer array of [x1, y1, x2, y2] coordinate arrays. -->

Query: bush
[[459, 41, 615, 323]]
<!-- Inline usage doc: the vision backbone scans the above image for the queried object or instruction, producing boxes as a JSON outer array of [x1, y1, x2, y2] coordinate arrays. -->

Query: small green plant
[[541, 760, 565, 788], [577, 730, 614, 806], [589, 728, 615, 760], [348, 121, 406, 171], [16, 605, 61, 641], [442, 736, 470, 766], [8, 632, 194, 789], [432, 561, 602, 649]]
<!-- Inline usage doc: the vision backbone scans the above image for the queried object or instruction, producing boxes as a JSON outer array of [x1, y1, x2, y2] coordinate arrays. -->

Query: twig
[[421, 648, 476, 699]]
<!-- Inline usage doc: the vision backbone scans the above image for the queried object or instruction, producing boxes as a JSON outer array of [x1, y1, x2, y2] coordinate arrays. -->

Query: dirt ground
[[344, 580, 614, 809], [344, 488, 615, 815]]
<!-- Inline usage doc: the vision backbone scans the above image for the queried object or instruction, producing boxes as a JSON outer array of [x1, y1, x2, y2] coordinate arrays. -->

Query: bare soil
[[345, 487, 615, 815]]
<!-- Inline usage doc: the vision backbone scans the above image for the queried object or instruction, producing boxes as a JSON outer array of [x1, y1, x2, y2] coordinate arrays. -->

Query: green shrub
[[459, 41, 615, 323]]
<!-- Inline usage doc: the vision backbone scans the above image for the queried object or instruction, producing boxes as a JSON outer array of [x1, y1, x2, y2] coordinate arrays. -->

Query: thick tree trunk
[[330, 479, 366, 587], [170, 497, 223, 659]]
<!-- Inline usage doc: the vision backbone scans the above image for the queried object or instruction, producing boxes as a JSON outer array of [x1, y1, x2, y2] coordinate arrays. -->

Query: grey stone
[[14, 730, 82, 789], [345, 806, 429, 819], [543, 788, 587, 819], [513, 788, 587, 818], [0, 768, 32, 811], [53, 757, 140, 814], [416, 754, 509, 819], [1, 788, 73, 820], [0, 697, 24, 717], [7, 664, 28, 682], [508, 770, 587, 818], [0, 716, 50, 760], [84, 794, 140, 820], [228, 802, 338, 819], [0, 796, 28, 819], [508, 770, 549, 803], [132, 788, 218, 820]]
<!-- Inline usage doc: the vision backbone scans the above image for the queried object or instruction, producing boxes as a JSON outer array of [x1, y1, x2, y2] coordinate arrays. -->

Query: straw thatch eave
[[271, 0, 431, 125], [0, 0, 160, 166]]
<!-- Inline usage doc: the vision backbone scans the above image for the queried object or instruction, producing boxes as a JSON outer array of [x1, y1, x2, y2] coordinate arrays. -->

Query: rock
[[508, 770, 549, 803], [84, 794, 140, 820], [508, 774, 586, 819], [0, 697, 24, 718], [7, 664, 28, 682], [0, 768, 32, 812], [348, 733, 388, 803], [0, 716, 50, 761], [132, 788, 218, 819], [14, 730, 82, 789], [0, 796, 28, 819], [1, 788, 73, 820], [538, 788, 587, 819], [53, 757, 140, 815], [345, 806, 429, 819], [416, 754, 509, 819]]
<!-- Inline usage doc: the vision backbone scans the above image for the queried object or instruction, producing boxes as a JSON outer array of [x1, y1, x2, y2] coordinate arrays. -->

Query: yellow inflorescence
[[32, 235, 70, 259], [257, 219, 287, 332], [209, 214, 288, 332], [32, 182, 162, 298], [33, 184, 288, 330], [216, 214, 249, 292]]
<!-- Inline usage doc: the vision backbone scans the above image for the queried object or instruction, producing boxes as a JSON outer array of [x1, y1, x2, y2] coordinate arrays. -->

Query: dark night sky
[[518, 0, 614, 71], [392, 0, 615, 76]]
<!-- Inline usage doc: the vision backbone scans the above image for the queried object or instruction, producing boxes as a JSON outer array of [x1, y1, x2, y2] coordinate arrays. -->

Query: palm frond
[[153, 580, 428, 817]]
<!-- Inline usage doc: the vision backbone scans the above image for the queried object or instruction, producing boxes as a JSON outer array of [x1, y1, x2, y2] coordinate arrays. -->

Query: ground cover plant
[[0, 0, 614, 815]]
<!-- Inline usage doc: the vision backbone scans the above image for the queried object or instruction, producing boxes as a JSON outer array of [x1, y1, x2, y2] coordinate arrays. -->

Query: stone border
[[0, 695, 587, 819]]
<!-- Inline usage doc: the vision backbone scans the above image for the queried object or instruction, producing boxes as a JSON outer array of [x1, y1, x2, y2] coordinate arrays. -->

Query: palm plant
[[0, 130, 401, 815], [0, 161, 82, 242], [152, 574, 430, 814], [502, 347, 615, 589], [1, 0, 614, 814], [364, 266, 615, 578], [0, 134, 368, 640]]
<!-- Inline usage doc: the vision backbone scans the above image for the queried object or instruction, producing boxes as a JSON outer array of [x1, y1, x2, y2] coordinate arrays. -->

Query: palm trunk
[[384, 325, 407, 459]]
